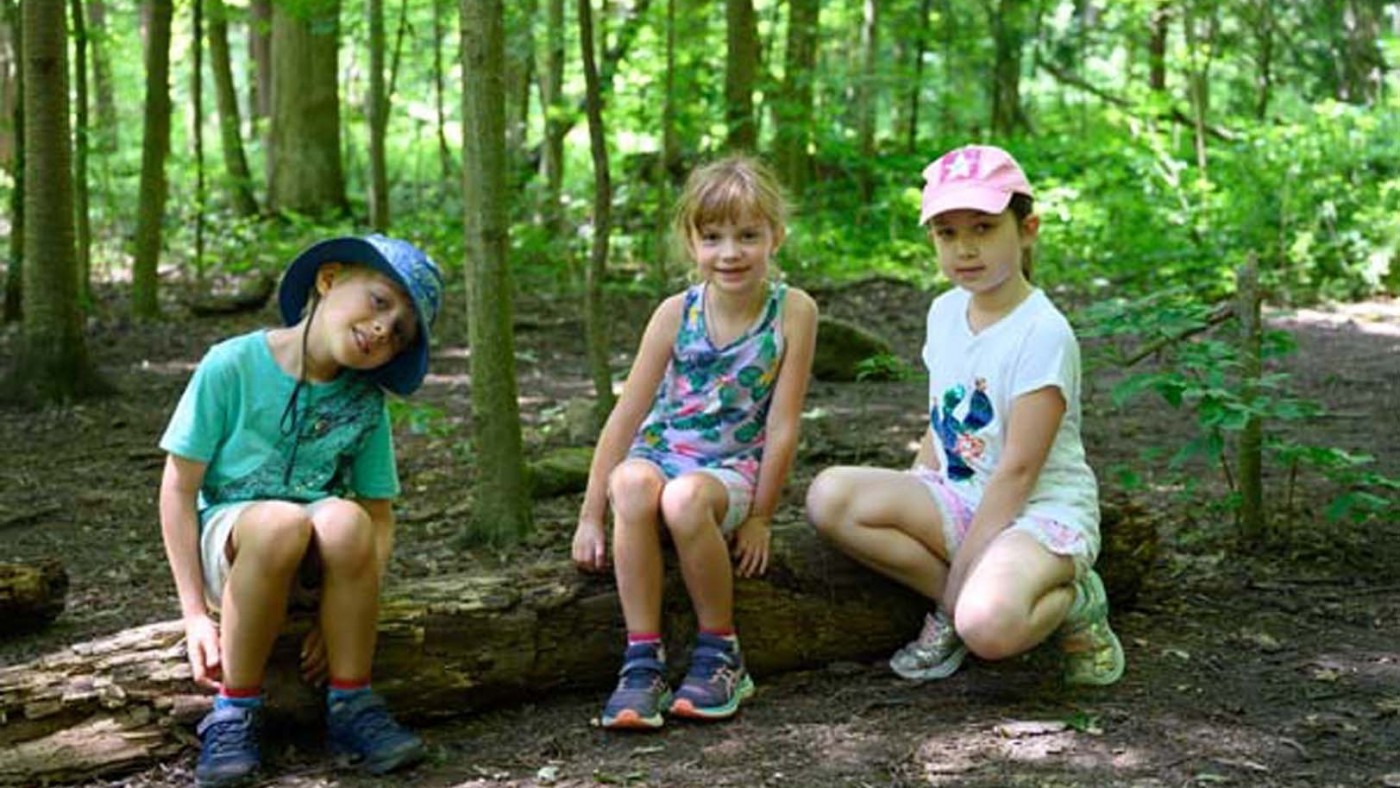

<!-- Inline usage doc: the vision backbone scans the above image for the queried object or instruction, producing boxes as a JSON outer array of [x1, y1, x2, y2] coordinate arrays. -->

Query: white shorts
[[621, 459, 754, 535], [199, 498, 336, 611]]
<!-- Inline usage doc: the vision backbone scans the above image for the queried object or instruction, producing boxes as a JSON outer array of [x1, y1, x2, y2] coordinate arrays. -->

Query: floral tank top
[[628, 281, 788, 486]]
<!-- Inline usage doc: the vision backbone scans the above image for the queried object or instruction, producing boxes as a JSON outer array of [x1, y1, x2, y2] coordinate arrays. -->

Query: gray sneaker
[[1059, 569, 1126, 686], [890, 609, 967, 680]]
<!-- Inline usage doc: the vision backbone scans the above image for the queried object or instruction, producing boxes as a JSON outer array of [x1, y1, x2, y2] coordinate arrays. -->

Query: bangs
[[687, 173, 776, 231]]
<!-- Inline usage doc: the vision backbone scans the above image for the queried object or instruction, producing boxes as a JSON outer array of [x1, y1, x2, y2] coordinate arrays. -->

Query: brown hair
[[673, 155, 789, 254], [1008, 192, 1035, 282]]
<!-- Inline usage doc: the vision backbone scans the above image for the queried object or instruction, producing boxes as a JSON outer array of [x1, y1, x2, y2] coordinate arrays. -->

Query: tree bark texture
[[0, 527, 926, 785], [724, 0, 757, 151], [540, 0, 566, 235], [3, 0, 23, 324], [249, 0, 271, 120], [85, 0, 118, 150], [578, 0, 616, 427], [774, 0, 817, 196], [267, 0, 347, 217], [69, 0, 92, 304], [130, 0, 173, 320], [4, 0, 106, 403], [368, 0, 389, 230], [460, 0, 531, 544], [207, 0, 259, 217]]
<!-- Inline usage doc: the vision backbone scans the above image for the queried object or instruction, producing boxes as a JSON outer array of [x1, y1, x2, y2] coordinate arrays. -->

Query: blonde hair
[[673, 155, 789, 256]]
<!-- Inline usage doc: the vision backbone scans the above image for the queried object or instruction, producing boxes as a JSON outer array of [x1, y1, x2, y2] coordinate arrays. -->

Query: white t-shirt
[[922, 287, 1099, 539]]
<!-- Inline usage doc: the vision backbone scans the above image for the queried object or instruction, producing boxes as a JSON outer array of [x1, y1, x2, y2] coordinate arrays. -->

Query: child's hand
[[300, 625, 329, 686], [572, 519, 609, 573], [183, 612, 222, 690], [731, 516, 772, 578]]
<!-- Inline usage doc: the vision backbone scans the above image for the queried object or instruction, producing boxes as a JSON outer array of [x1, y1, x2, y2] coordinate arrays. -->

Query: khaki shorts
[[200, 498, 334, 611], [908, 467, 1095, 580]]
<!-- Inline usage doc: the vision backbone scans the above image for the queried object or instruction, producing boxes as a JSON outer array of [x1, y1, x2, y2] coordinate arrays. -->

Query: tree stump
[[0, 560, 68, 636]]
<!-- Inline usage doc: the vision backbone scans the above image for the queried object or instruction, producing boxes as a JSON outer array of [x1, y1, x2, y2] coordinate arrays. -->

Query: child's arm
[[572, 296, 685, 572], [731, 289, 819, 578], [942, 387, 1064, 611], [159, 454, 221, 690]]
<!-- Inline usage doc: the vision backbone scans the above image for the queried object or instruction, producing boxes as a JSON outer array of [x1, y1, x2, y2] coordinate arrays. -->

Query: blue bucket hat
[[278, 234, 443, 395]]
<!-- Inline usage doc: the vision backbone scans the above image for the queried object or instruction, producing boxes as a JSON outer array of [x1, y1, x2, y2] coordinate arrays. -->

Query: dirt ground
[[1, 278, 1398, 787]]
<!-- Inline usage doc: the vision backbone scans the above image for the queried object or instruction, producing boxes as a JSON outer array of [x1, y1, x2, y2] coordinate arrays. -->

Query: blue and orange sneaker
[[327, 691, 426, 774], [195, 705, 261, 787], [601, 641, 672, 730], [669, 633, 754, 721]]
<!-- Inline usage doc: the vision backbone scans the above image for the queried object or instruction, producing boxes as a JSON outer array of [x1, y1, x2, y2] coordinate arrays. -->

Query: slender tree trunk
[[1148, 0, 1169, 93], [1338, 0, 1383, 104], [774, 0, 817, 197], [3, 0, 108, 404], [249, 0, 271, 121], [1236, 254, 1264, 545], [267, 0, 347, 217], [368, 0, 389, 230], [1249, 0, 1273, 119], [131, 0, 173, 320], [191, 0, 208, 281], [988, 0, 1030, 137], [70, 0, 92, 307], [461, 0, 532, 545], [0, 6, 14, 170], [856, 0, 879, 200], [725, 0, 757, 151], [432, 0, 453, 182], [2, 0, 22, 323], [207, 0, 258, 217], [85, 0, 117, 150], [541, 0, 566, 237], [905, 0, 932, 153], [653, 0, 676, 294], [504, 0, 536, 185], [578, 0, 616, 428], [1181, 0, 1217, 181]]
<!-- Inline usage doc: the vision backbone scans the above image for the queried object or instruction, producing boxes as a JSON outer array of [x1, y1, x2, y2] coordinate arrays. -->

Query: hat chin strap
[[279, 297, 321, 486]]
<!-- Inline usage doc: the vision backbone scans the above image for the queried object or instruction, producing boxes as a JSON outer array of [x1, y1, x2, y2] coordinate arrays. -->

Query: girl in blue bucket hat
[[158, 234, 442, 786]]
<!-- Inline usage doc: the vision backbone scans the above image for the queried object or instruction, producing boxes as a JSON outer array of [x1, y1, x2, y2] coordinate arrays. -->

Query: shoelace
[[342, 700, 404, 743], [203, 715, 255, 754]]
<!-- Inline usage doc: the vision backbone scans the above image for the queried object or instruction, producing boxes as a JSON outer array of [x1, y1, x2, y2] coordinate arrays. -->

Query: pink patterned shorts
[[908, 467, 1095, 579]]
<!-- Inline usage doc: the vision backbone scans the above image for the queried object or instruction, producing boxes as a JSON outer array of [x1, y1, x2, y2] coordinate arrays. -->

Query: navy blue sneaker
[[195, 705, 261, 787], [601, 641, 672, 730], [669, 633, 754, 720], [327, 692, 426, 774]]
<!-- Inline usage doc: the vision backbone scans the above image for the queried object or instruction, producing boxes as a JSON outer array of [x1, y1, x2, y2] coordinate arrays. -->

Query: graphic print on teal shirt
[[631, 282, 786, 485], [930, 377, 994, 482]]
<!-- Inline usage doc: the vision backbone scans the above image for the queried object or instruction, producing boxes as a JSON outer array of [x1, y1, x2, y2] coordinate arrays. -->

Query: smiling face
[[311, 263, 419, 372], [689, 215, 782, 295], [927, 208, 1038, 299]]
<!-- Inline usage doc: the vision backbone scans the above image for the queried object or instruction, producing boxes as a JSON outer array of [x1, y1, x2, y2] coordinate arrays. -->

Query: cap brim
[[920, 186, 1015, 225]]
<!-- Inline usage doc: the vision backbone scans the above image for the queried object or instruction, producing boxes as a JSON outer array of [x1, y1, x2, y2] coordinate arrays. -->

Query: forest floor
[[1, 276, 1398, 787]]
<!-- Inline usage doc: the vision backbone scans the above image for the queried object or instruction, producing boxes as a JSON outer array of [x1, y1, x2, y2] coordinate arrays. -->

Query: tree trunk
[[0, 527, 927, 785], [774, 0, 817, 197], [1147, 0, 1169, 93], [1236, 254, 1264, 544], [905, 0, 932, 154], [69, 0, 92, 307], [989, 0, 1031, 137], [248, 0, 271, 121], [0, 4, 14, 171], [191, 0, 206, 281], [85, 0, 117, 150], [1248, 0, 1273, 119], [0, 560, 67, 634], [2, 0, 108, 404], [267, 0, 347, 217], [432, 0, 454, 182], [540, 0, 566, 238], [504, 0, 536, 186], [368, 0, 389, 230], [855, 0, 879, 200], [1, 0, 20, 324], [130, 0, 173, 321], [207, 0, 259, 217], [724, 0, 757, 151], [461, 0, 532, 545], [578, 0, 616, 429]]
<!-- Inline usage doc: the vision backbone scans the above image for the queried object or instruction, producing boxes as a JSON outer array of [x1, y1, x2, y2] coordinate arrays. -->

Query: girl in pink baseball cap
[[807, 144, 1124, 687]]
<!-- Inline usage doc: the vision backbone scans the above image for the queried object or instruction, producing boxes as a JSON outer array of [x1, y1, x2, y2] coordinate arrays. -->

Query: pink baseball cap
[[919, 145, 1033, 225]]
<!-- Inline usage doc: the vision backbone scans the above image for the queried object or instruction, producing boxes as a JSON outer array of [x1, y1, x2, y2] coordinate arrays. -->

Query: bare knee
[[608, 462, 664, 526], [954, 595, 1028, 661], [235, 503, 313, 576], [312, 499, 375, 573], [660, 476, 718, 541], [805, 468, 856, 537]]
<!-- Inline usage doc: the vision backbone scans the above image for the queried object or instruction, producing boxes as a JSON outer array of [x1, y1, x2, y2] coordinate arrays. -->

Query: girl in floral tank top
[[629, 279, 788, 491], [572, 156, 818, 731]]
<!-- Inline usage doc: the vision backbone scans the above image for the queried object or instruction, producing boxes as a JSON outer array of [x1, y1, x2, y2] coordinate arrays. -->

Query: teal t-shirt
[[160, 329, 400, 527]]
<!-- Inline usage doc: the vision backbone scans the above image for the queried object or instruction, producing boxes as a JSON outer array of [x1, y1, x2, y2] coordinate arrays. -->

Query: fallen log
[[0, 526, 926, 785], [0, 499, 1154, 785], [0, 560, 68, 636]]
